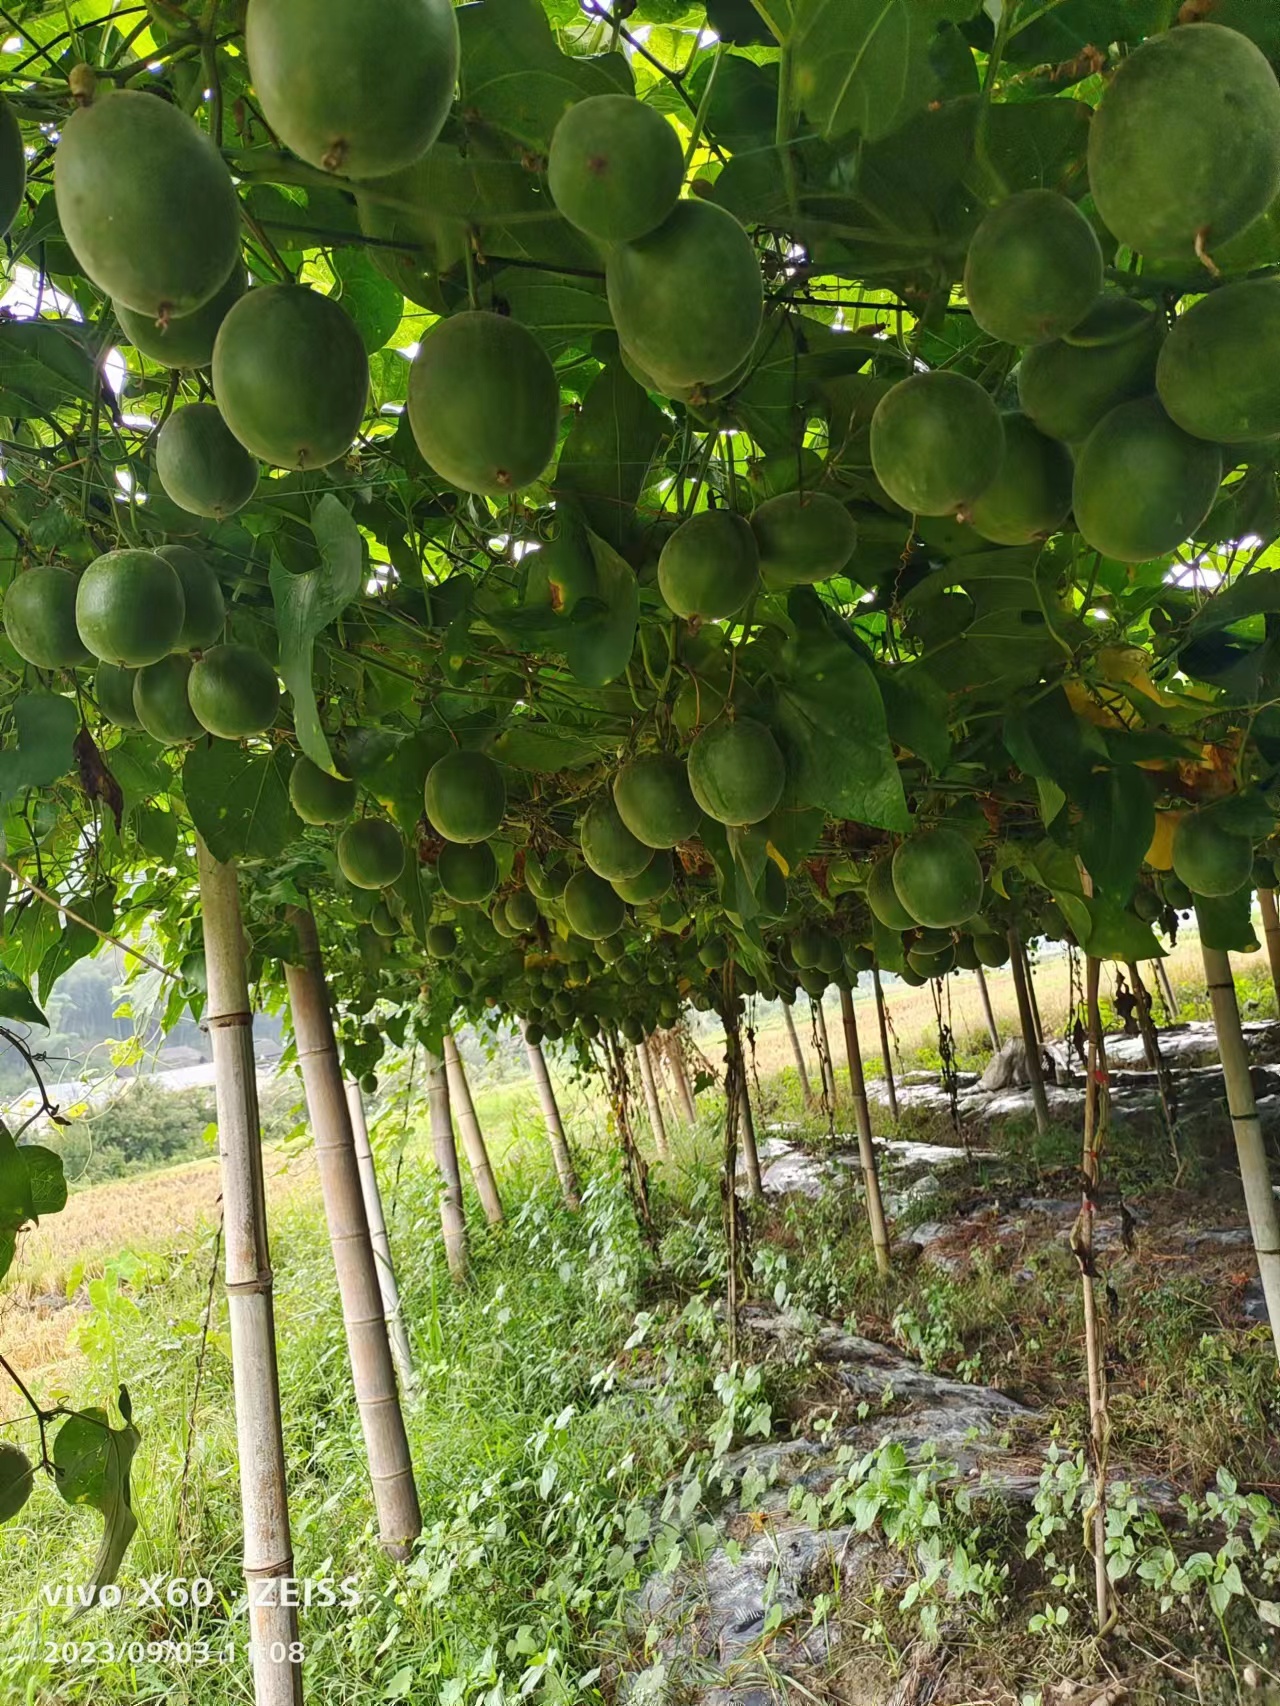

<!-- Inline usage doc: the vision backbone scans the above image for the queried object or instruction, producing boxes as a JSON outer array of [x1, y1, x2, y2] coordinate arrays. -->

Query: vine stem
[[0, 857, 175, 979]]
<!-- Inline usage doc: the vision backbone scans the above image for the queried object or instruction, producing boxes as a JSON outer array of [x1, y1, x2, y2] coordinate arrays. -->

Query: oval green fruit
[[867, 852, 915, 930], [687, 716, 785, 827], [870, 372, 1004, 517], [54, 90, 241, 318], [94, 661, 140, 728], [967, 412, 1073, 546], [973, 932, 1010, 968], [548, 94, 683, 242], [0, 1440, 33, 1524], [658, 509, 759, 620], [338, 818, 405, 889], [908, 945, 956, 979], [156, 404, 259, 521], [408, 311, 559, 497], [115, 267, 246, 370], [213, 285, 369, 471], [1018, 296, 1165, 444], [1073, 397, 1222, 563], [426, 922, 456, 957], [892, 827, 983, 928], [1156, 278, 1280, 444], [290, 754, 357, 824], [751, 490, 858, 588], [156, 544, 226, 652], [76, 548, 185, 666], [4, 567, 88, 668], [0, 96, 26, 239], [506, 889, 540, 930], [425, 749, 506, 843], [438, 840, 498, 904], [564, 868, 626, 940], [1088, 23, 1280, 260], [1172, 810, 1253, 897], [188, 644, 280, 738], [580, 793, 652, 880], [607, 199, 763, 391], [613, 754, 701, 848], [964, 190, 1102, 347], [246, 0, 458, 180], [133, 654, 201, 743], [613, 847, 674, 904]]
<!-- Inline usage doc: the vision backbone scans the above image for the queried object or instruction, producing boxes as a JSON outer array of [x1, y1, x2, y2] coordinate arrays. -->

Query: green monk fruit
[[870, 372, 1004, 516], [1073, 397, 1223, 563], [75, 548, 185, 667], [156, 404, 258, 521], [964, 189, 1103, 346], [548, 94, 683, 242]]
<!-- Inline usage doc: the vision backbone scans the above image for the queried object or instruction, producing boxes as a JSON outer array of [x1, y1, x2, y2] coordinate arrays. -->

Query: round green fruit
[[76, 548, 185, 666], [613, 848, 674, 904], [133, 654, 201, 743], [564, 869, 626, 940], [870, 372, 1004, 517], [213, 285, 370, 471], [0, 1441, 33, 1523], [613, 755, 700, 848], [246, 0, 458, 180], [967, 413, 1073, 546], [426, 922, 456, 957], [438, 840, 498, 904], [790, 923, 825, 970], [506, 889, 540, 930], [964, 190, 1102, 346], [1156, 279, 1280, 444], [188, 644, 280, 738], [425, 749, 506, 843], [338, 818, 405, 889], [371, 901, 398, 937], [54, 90, 241, 318], [1072, 397, 1223, 563], [953, 936, 979, 971], [687, 717, 785, 826], [156, 545, 226, 652], [408, 311, 559, 497], [580, 793, 652, 880], [658, 509, 759, 621], [548, 94, 683, 242], [156, 404, 258, 521], [908, 945, 955, 979], [4, 567, 88, 669], [1172, 810, 1253, 898], [1017, 297, 1165, 444], [1087, 22, 1280, 260], [972, 932, 1010, 968], [606, 199, 763, 392], [115, 266, 245, 369], [892, 828, 984, 928], [1160, 873, 1193, 909], [0, 97, 26, 238], [867, 853, 915, 930], [94, 661, 140, 728], [751, 490, 858, 588], [290, 755, 357, 824]]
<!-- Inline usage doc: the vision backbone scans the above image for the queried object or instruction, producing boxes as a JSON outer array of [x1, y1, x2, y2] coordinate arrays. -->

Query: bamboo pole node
[[224, 1273, 276, 1296], [206, 1009, 254, 1029]]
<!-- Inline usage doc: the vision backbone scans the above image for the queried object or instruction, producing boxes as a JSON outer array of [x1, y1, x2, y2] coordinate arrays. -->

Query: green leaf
[[37, 884, 116, 1001], [1078, 896, 1165, 963], [0, 964, 48, 1029], [563, 533, 640, 687], [182, 743, 301, 864], [52, 1406, 141, 1602], [270, 494, 365, 774], [1078, 767, 1153, 903], [457, 0, 632, 150], [491, 725, 611, 772], [791, 0, 979, 144], [490, 271, 613, 360], [0, 693, 79, 805], [21, 1145, 67, 1217], [1194, 887, 1259, 954], [0, 319, 96, 420], [878, 664, 950, 771], [557, 362, 667, 552], [1002, 688, 1100, 792], [0, 1130, 35, 1233], [330, 250, 405, 354]]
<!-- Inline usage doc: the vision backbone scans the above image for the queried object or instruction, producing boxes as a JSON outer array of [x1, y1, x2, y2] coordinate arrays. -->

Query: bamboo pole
[[974, 964, 1001, 1051], [1022, 941, 1045, 1045], [345, 1081, 415, 1391], [1077, 957, 1115, 1634], [283, 909, 421, 1559], [1202, 944, 1280, 1364], [813, 996, 837, 1108], [1259, 889, 1280, 1018], [1125, 961, 1181, 1179], [425, 1046, 468, 1280], [1155, 957, 1179, 1023], [635, 1037, 670, 1158], [780, 999, 814, 1107], [523, 1025, 580, 1207], [1008, 929, 1050, 1134], [442, 1031, 504, 1225], [838, 984, 891, 1277], [871, 968, 899, 1120], [196, 839, 303, 1706], [731, 1020, 764, 1202], [664, 1029, 698, 1124]]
